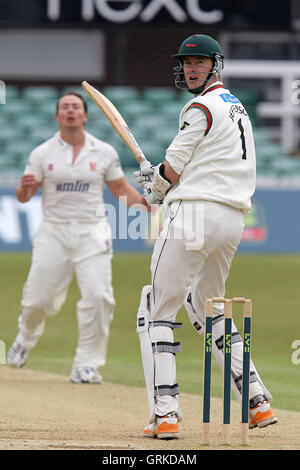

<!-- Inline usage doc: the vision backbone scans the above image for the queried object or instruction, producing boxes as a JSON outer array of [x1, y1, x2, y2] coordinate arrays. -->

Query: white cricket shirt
[[164, 81, 256, 213], [24, 131, 123, 222]]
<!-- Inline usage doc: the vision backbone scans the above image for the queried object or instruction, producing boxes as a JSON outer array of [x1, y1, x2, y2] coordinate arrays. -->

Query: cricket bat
[[82, 81, 151, 171]]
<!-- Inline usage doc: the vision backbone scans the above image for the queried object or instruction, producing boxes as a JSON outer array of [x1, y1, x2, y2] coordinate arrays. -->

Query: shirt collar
[[55, 130, 98, 151], [201, 81, 224, 96]]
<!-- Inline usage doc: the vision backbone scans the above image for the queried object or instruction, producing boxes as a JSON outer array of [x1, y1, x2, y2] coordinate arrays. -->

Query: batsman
[[135, 34, 278, 439]]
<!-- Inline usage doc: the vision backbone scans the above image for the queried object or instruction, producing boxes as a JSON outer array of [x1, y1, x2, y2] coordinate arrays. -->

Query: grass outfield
[[1, 252, 299, 412]]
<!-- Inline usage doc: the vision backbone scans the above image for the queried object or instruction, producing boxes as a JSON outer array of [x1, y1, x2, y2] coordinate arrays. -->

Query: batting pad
[[136, 285, 155, 421]]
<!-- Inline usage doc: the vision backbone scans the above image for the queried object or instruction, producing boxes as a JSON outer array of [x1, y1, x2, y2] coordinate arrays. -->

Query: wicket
[[202, 297, 252, 446]]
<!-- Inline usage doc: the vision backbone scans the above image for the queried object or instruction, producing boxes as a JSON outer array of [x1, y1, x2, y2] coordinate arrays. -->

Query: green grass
[[1, 252, 300, 412]]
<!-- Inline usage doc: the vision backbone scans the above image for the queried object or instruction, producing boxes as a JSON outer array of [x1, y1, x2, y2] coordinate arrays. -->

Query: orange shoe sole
[[156, 421, 179, 440], [144, 421, 179, 439], [249, 408, 278, 429], [144, 429, 157, 438]]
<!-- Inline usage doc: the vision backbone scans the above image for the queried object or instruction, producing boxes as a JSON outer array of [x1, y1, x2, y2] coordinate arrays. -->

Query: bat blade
[[82, 81, 147, 165]]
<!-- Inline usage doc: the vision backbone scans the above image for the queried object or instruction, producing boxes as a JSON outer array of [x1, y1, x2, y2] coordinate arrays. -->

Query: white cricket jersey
[[164, 81, 256, 213], [24, 131, 123, 222]]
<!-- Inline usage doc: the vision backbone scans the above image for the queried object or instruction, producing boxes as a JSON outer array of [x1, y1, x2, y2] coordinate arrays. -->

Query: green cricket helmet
[[173, 34, 224, 95]]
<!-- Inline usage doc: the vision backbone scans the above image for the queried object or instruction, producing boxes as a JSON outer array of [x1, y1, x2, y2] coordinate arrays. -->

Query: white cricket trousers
[[149, 200, 245, 417], [16, 220, 115, 369]]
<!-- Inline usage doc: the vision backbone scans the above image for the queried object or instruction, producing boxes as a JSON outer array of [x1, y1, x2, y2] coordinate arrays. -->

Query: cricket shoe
[[249, 401, 278, 429], [144, 413, 179, 440], [70, 366, 102, 384], [7, 341, 29, 368]]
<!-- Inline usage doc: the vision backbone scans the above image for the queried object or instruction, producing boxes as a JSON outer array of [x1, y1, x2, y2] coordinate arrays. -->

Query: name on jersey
[[56, 180, 90, 192], [229, 104, 248, 122]]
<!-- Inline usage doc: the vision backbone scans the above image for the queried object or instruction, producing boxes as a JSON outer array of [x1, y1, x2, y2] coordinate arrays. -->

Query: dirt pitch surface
[[0, 367, 299, 451]]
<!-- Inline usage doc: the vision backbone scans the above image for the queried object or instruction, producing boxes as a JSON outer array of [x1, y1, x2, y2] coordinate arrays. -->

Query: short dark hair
[[56, 91, 88, 113]]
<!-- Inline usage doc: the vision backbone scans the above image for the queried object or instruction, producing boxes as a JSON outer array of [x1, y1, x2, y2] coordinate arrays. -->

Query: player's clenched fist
[[16, 174, 40, 202], [20, 174, 38, 188]]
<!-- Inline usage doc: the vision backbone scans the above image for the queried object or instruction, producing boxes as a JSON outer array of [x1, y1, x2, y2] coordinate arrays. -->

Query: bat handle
[[139, 159, 154, 175]]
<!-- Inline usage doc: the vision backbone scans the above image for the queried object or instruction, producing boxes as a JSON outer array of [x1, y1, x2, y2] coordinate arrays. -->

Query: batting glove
[[134, 161, 155, 189], [143, 163, 172, 205]]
